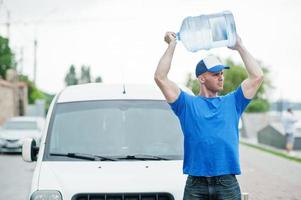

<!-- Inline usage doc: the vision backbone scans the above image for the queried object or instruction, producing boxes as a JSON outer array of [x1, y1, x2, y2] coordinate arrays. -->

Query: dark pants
[[183, 175, 241, 200]]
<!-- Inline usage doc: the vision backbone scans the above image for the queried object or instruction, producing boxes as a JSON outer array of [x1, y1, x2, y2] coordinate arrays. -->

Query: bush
[[245, 99, 270, 113]]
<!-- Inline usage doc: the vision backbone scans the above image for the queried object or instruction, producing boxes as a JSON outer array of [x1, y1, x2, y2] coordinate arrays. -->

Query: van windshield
[[45, 100, 183, 161]]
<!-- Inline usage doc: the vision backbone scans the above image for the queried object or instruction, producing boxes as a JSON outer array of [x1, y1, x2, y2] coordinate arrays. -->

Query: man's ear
[[198, 75, 205, 84]]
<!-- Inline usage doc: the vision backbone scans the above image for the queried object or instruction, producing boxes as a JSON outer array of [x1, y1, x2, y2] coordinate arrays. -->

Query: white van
[[22, 83, 191, 200]]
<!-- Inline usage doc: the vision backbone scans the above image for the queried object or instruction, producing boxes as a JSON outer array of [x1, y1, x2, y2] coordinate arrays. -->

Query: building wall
[[0, 79, 28, 125], [0, 80, 15, 125]]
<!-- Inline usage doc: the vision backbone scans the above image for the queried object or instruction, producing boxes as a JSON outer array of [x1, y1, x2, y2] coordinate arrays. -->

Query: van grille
[[72, 193, 174, 200]]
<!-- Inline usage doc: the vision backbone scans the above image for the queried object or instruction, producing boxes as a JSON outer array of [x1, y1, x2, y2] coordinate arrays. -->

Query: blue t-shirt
[[169, 86, 251, 176]]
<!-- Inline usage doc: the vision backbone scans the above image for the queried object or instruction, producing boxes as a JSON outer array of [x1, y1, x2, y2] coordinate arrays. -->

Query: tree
[[95, 76, 102, 83], [79, 65, 91, 84], [186, 73, 200, 95], [64, 65, 78, 86], [18, 75, 45, 104], [0, 36, 16, 79], [185, 57, 271, 112], [220, 58, 248, 96], [0, 36, 54, 113], [18, 74, 54, 113], [64, 64, 102, 85]]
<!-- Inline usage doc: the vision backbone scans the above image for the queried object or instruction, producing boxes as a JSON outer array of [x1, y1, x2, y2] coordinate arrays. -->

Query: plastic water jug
[[176, 11, 237, 52]]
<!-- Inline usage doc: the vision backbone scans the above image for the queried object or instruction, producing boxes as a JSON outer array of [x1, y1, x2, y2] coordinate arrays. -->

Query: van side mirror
[[22, 138, 39, 162]]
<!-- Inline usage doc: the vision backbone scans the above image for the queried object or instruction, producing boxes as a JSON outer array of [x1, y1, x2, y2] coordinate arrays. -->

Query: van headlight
[[31, 190, 62, 200]]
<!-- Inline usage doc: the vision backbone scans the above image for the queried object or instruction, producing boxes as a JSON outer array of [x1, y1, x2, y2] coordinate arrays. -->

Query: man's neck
[[199, 88, 218, 98]]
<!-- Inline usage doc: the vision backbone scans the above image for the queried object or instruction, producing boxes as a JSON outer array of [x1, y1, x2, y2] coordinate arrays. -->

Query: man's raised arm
[[154, 32, 181, 103], [231, 36, 264, 99]]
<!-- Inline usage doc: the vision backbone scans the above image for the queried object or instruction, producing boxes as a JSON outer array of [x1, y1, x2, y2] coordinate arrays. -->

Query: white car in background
[[0, 116, 45, 153], [22, 83, 193, 200]]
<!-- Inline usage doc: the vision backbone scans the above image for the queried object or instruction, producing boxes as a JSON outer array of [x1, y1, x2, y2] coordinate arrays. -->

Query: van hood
[[0, 130, 40, 140], [38, 161, 186, 198]]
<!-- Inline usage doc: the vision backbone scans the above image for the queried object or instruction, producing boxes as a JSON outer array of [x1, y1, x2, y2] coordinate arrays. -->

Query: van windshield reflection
[[45, 100, 183, 161]]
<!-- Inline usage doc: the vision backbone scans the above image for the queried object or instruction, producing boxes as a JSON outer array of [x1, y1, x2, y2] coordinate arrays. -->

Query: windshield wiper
[[117, 154, 169, 161], [50, 152, 117, 161]]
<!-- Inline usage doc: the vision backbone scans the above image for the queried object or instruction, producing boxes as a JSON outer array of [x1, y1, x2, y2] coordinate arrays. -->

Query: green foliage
[[185, 73, 200, 95], [19, 75, 45, 104], [0, 35, 54, 113], [0, 36, 16, 79], [222, 58, 270, 112], [64, 65, 78, 86], [64, 64, 102, 86], [246, 99, 270, 112], [220, 59, 248, 95], [80, 65, 92, 84], [185, 57, 271, 113], [41, 91, 55, 113], [30, 88, 45, 103], [95, 76, 102, 83], [19, 74, 54, 113]]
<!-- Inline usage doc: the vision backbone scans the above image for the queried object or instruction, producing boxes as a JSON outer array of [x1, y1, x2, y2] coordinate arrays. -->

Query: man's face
[[201, 70, 224, 92]]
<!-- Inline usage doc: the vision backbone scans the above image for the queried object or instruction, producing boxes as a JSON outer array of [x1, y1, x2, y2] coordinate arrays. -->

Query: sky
[[0, 0, 301, 102]]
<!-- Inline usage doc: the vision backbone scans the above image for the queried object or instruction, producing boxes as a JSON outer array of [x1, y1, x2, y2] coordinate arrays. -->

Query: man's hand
[[228, 35, 243, 51], [164, 32, 177, 45]]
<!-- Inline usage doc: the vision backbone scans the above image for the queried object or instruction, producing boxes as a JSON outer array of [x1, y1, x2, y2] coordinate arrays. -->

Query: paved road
[[0, 153, 35, 200], [1, 145, 301, 200], [238, 144, 301, 200]]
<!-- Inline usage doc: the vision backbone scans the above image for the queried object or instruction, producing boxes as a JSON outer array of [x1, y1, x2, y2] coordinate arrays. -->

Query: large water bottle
[[176, 11, 237, 52]]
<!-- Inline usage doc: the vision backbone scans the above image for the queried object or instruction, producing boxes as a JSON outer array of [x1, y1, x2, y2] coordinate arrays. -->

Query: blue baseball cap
[[195, 55, 230, 77]]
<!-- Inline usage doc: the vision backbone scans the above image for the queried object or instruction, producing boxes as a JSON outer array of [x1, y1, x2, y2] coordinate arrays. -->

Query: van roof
[[57, 83, 193, 103]]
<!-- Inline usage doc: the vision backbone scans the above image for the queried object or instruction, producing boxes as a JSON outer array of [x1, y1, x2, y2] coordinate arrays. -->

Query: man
[[154, 32, 263, 200], [282, 108, 298, 154]]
